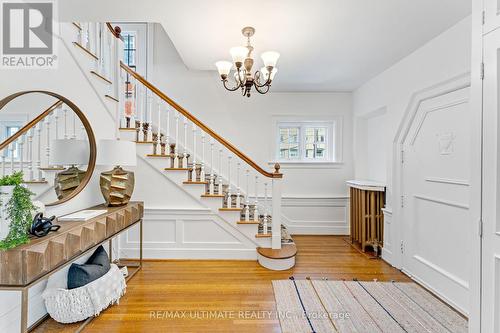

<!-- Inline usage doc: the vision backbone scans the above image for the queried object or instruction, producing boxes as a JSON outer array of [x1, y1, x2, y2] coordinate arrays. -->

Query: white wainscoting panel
[[281, 196, 349, 235], [119, 208, 258, 260], [381, 208, 393, 263]]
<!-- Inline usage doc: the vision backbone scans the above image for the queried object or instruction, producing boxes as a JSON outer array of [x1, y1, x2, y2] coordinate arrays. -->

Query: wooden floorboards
[[33, 235, 409, 333]]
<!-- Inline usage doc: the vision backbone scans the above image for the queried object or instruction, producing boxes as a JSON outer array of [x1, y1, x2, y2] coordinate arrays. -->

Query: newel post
[[271, 163, 282, 249]]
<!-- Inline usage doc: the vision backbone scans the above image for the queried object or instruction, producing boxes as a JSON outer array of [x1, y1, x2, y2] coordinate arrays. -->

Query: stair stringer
[[135, 148, 270, 249]]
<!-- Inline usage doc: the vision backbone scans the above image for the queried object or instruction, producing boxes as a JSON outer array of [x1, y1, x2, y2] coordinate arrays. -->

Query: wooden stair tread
[[39, 167, 65, 171], [147, 154, 170, 158], [90, 70, 112, 84], [219, 208, 241, 212], [257, 244, 297, 259], [73, 42, 98, 60], [255, 233, 272, 238], [105, 94, 119, 102], [165, 168, 189, 171], [119, 127, 137, 131], [237, 221, 260, 225], [23, 180, 47, 184], [201, 194, 224, 198], [135, 141, 154, 144], [183, 181, 208, 184]]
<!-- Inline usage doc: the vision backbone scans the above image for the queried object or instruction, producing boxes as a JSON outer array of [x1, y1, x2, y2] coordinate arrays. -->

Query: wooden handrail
[[0, 100, 63, 151], [120, 62, 283, 179], [106, 23, 123, 41]]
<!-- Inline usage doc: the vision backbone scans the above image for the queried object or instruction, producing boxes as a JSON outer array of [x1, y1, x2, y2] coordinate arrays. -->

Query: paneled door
[[484, 0, 500, 34], [402, 86, 471, 315], [481, 27, 500, 333]]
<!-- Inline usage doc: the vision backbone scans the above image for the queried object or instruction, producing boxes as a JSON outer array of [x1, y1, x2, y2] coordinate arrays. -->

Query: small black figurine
[[29, 213, 60, 237]]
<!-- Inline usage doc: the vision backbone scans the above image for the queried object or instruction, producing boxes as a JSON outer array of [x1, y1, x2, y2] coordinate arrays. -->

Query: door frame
[[390, 73, 480, 328]]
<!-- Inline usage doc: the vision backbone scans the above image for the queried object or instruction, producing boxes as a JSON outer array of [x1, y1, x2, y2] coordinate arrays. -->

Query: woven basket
[[42, 264, 126, 323]]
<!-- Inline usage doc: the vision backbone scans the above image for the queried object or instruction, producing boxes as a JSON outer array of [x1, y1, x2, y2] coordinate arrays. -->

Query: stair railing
[[0, 100, 65, 182], [113, 44, 283, 248]]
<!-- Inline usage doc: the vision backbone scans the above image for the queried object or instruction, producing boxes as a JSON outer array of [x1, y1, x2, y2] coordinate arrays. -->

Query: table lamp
[[96, 139, 137, 206], [51, 139, 89, 200]]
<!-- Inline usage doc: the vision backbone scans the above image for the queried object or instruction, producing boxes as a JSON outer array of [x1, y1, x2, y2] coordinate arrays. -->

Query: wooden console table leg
[[21, 287, 28, 333]]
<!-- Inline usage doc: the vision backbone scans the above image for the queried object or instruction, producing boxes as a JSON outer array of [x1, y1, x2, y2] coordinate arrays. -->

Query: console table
[[347, 180, 385, 254], [0, 201, 144, 333]]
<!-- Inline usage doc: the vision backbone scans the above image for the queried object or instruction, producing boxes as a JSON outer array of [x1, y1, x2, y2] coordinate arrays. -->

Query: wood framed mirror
[[0, 91, 96, 206]]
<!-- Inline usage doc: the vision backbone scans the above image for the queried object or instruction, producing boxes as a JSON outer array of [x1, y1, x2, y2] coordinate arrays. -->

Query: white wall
[[148, 24, 353, 234], [352, 16, 472, 264], [0, 23, 121, 332]]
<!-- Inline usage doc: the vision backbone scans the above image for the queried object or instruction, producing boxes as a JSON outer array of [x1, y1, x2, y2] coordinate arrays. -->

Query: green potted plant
[[0, 171, 35, 250]]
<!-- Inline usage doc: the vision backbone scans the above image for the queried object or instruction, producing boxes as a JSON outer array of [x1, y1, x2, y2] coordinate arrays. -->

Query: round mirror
[[0, 91, 96, 206]]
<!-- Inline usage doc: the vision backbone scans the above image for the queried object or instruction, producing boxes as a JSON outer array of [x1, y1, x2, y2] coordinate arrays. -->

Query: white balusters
[[54, 106, 60, 140], [45, 113, 51, 167], [263, 182, 269, 235], [245, 170, 250, 221], [72, 111, 77, 139], [36, 123, 42, 181], [209, 140, 214, 195], [182, 117, 188, 168], [156, 100, 161, 148], [227, 156, 232, 208], [27, 129, 33, 181], [1, 155, 5, 177], [147, 93, 153, 141], [19, 135, 25, 177], [253, 176, 259, 222], [63, 108, 68, 139], [218, 148, 223, 194], [139, 85, 144, 138], [192, 124, 197, 180], [174, 113, 179, 168], [236, 161, 241, 208], [9, 143, 14, 174], [200, 133, 205, 182]]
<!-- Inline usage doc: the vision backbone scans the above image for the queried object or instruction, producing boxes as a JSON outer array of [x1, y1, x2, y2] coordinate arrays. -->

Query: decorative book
[[58, 210, 108, 222]]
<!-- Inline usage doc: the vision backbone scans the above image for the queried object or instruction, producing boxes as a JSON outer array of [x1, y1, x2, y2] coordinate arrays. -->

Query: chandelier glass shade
[[215, 27, 280, 97]]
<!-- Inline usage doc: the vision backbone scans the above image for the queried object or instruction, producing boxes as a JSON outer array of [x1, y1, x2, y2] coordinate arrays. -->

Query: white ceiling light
[[215, 26, 280, 97]]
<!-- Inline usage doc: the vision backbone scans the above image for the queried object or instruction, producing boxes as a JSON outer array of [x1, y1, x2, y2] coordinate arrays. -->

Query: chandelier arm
[[253, 70, 272, 88], [222, 79, 241, 92], [253, 82, 271, 94]]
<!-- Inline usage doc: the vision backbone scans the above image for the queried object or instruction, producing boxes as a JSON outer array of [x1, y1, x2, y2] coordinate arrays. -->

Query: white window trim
[[269, 115, 343, 169]]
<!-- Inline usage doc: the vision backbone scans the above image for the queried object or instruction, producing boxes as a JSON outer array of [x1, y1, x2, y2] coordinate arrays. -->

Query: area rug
[[272, 279, 468, 333]]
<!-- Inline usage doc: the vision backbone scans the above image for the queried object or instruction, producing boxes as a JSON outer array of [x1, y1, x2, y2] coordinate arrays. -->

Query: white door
[[402, 86, 471, 315], [481, 27, 500, 333], [484, 0, 500, 34]]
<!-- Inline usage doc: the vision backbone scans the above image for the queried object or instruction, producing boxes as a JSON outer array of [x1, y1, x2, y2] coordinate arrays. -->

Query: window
[[275, 120, 341, 164], [0, 122, 23, 160], [122, 32, 137, 69]]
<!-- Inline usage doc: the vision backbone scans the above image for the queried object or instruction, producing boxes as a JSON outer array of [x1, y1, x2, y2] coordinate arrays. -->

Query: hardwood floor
[[33, 235, 409, 333]]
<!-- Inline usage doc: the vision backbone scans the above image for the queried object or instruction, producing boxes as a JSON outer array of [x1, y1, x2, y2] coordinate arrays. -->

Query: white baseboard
[[121, 248, 257, 260]]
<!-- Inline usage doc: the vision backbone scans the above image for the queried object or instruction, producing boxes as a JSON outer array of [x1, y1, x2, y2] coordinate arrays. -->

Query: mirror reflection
[[0, 93, 93, 205]]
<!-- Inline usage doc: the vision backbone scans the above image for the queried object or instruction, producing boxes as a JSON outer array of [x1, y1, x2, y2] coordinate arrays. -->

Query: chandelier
[[215, 27, 280, 97]]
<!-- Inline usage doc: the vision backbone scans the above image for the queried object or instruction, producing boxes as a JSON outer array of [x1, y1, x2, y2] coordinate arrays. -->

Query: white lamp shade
[[215, 61, 232, 76], [96, 139, 136, 167], [50, 139, 89, 166], [261, 67, 278, 81], [230, 46, 248, 64], [261, 51, 280, 68]]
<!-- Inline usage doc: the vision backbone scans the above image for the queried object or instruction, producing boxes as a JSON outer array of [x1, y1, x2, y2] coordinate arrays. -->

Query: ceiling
[[60, 0, 471, 92]]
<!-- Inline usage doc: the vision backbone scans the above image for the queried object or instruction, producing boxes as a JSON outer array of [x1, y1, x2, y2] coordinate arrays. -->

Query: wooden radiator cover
[[0, 202, 143, 286], [347, 181, 385, 253]]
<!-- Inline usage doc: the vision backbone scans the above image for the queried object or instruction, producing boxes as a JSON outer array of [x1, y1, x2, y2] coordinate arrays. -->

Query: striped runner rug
[[272, 279, 468, 333]]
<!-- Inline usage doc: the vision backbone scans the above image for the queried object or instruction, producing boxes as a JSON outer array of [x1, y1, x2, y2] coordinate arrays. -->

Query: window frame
[[272, 117, 343, 168]]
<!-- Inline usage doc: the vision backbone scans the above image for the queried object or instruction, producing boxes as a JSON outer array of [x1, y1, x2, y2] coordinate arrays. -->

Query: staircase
[[1, 21, 297, 270]]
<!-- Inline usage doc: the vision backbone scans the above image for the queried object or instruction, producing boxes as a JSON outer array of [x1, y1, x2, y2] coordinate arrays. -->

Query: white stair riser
[[257, 254, 295, 270]]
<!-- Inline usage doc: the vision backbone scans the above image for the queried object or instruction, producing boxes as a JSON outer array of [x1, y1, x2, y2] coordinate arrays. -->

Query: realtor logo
[[1, 0, 57, 68]]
